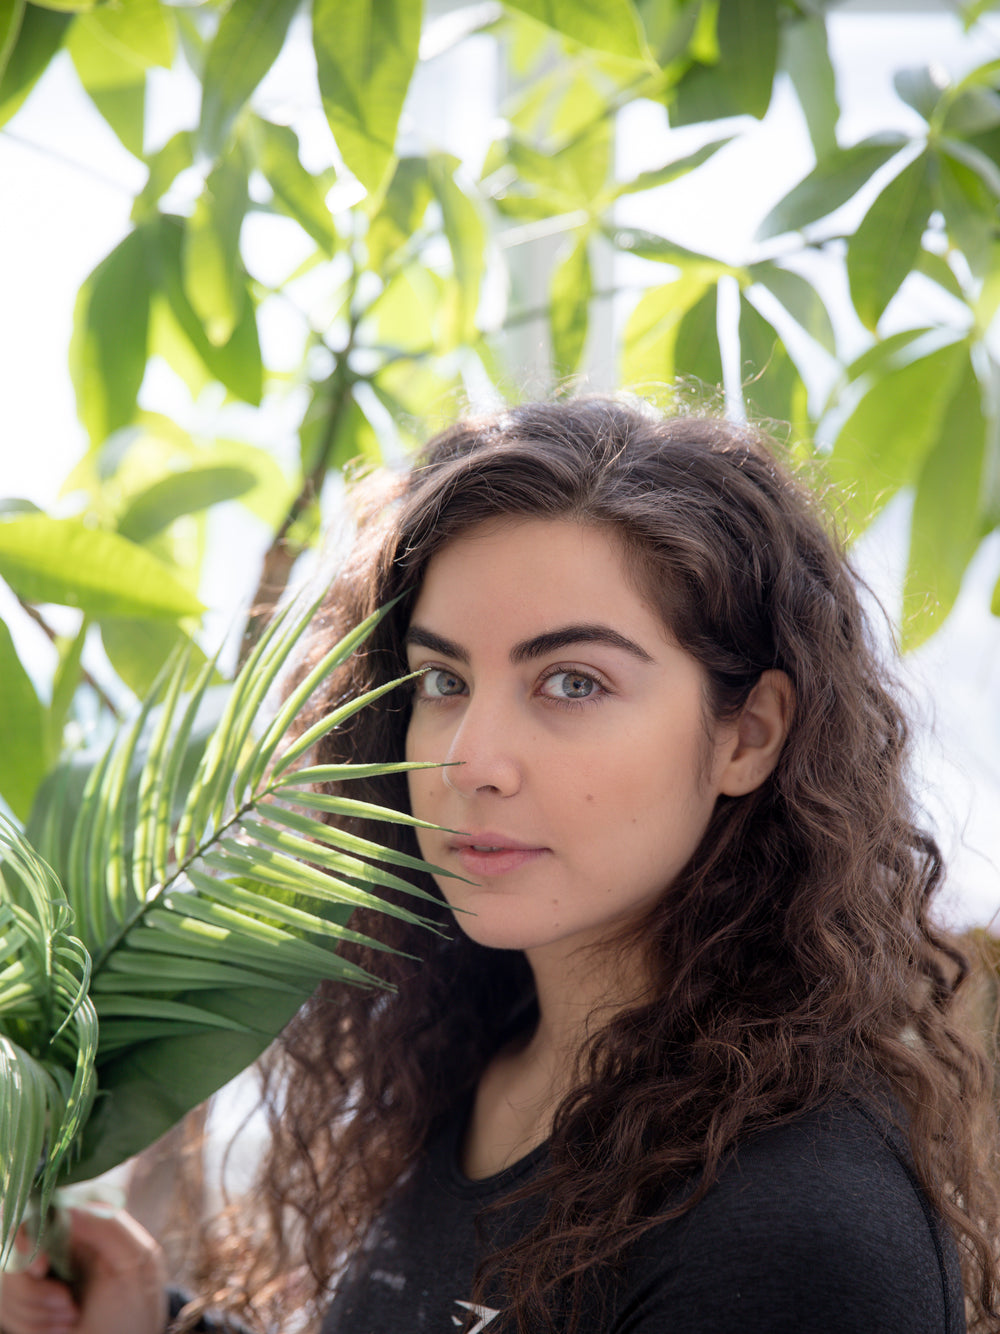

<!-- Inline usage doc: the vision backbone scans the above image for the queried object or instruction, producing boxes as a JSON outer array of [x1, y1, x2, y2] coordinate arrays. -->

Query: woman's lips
[[451, 836, 548, 878]]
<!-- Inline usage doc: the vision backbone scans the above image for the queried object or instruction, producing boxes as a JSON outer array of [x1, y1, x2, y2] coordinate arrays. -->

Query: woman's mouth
[[451, 835, 548, 878]]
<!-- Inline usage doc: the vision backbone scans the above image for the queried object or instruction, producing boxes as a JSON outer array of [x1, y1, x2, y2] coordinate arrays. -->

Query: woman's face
[[404, 518, 738, 963]]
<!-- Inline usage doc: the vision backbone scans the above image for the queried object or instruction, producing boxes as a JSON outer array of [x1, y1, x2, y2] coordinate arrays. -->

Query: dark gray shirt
[[323, 1096, 966, 1333]]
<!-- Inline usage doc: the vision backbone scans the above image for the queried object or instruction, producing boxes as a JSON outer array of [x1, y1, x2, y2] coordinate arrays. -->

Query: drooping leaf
[[504, 0, 648, 61], [182, 150, 250, 346], [427, 154, 486, 347], [621, 275, 714, 387], [672, 285, 723, 390], [550, 230, 592, 377], [781, 11, 839, 158], [847, 152, 934, 330], [738, 295, 806, 430], [613, 136, 734, 199], [0, 620, 48, 820], [255, 118, 338, 255], [0, 4, 70, 127], [748, 262, 837, 355], [0, 0, 25, 84], [199, 0, 301, 157], [313, 0, 423, 195], [68, 16, 145, 156], [69, 228, 151, 446], [672, 0, 779, 124], [117, 465, 257, 544], [827, 337, 968, 531], [0, 516, 204, 620], [903, 355, 986, 647], [147, 215, 263, 405], [756, 134, 909, 240]]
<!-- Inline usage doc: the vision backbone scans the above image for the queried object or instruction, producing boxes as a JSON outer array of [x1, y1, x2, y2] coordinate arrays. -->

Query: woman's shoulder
[[614, 1096, 966, 1334]]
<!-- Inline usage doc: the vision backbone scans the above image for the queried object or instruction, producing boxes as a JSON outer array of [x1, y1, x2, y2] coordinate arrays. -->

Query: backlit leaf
[[550, 230, 592, 377], [672, 0, 779, 124], [118, 465, 257, 543], [673, 285, 722, 390], [0, 5, 70, 128], [782, 11, 838, 158], [738, 295, 806, 430], [69, 228, 150, 445], [621, 275, 713, 388], [199, 0, 301, 157], [68, 13, 145, 157], [903, 355, 985, 647], [182, 151, 250, 346], [0, 0, 24, 84], [256, 118, 338, 255], [313, 0, 422, 195], [427, 154, 485, 346], [504, 0, 647, 61], [748, 262, 837, 355], [847, 152, 933, 330], [0, 516, 204, 620], [756, 134, 909, 240], [0, 620, 48, 820]]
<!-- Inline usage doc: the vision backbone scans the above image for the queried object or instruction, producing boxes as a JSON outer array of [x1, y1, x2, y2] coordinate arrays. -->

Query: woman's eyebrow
[[404, 623, 653, 665]]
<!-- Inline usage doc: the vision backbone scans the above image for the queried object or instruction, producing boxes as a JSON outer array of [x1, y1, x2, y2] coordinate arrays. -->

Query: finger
[[66, 1207, 162, 1275]]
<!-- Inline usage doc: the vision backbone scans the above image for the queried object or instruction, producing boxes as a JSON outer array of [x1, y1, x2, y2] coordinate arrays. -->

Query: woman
[[4, 397, 999, 1333]]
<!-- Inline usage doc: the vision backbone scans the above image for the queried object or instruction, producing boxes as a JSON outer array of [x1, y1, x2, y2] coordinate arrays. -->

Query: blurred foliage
[[0, 0, 998, 829]]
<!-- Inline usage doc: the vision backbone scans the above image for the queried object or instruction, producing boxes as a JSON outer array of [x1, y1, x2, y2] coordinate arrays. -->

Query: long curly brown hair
[[199, 397, 1000, 1332]]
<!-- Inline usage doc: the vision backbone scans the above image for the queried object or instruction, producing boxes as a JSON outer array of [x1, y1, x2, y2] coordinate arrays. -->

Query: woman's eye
[[420, 667, 467, 698], [540, 671, 602, 701]]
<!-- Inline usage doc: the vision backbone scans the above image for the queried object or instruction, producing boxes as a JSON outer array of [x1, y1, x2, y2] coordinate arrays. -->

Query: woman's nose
[[442, 699, 522, 798]]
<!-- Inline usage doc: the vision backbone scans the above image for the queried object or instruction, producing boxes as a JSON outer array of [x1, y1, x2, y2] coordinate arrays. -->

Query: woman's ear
[[717, 669, 794, 797]]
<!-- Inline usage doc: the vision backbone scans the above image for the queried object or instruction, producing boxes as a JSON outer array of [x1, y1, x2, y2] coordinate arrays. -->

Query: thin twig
[[15, 598, 121, 718]]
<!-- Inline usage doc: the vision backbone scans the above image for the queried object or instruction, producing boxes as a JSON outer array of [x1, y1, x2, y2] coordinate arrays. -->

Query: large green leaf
[[0, 4, 70, 127], [131, 131, 194, 222], [621, 275, 714, 387], [550, 230, 592, 377], [673, 285, 723, 389], [748, 262, 837, 355], [827, 337, 968, 531], [69, 228, 151, 446], [0, 516, 204, 620], [781, 11, 838, 158], [427, 154, 486, 347], [504, 0, 648, 61], [182, 151, 250, 346], [199, 0, 301, 157], [738, 295, 806, 430], [0, 620, 48, 820], [68, 12, 145, 157], [313, 0, 423, 196], [756, 134, 909, 240], [117, 464, 257, 544], [147, 215, 263, 405], [0, 0, 24, 84], [99, 621, 212, 699], [847, 152, 933, 331], [255, 117, 338, 256], [672, 0, 779, 124], [903, 357, 986, 647]]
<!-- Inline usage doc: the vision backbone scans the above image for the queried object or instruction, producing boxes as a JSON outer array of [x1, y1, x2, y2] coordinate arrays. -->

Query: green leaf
[[255, 118, 338, 255], [366, 155, 432, 270], [673, 285, 723, 389], [847, 152, 933, 331], [937, 148, 997, 279], [0, 620, 48, 819], [828, 337, 968, 531], [621, 275, 713, 387], [738, 295, 806, 430], [781, 11, 839, 158], [915, 249, 967, 304], [68, 14, 145, 156], [756, 134, 909, 240], [100, 621, 211, 699], [613, 136, 734, 199], [672, 0, 779, 124], [903, 356, 985, 647], [48, 623, 87, 757], [117, 464, 257, 543], [0, 516, 204, 620], [69, 228, 151, 445], [313, 0, 423, 195], [550, 230, 592, 377], [147, 215, 262, 405], [748, 262, 837, 355], [131, 131, 194, 222], [182, 151, 250, 346], [199, 0, 301, 157], [894, 65, 946, 123], [0, 5, 70, 128], [504, 0, 648, 60], [0, 0, 25, 84], [84, 0, 173, 67], [427, 154, 486, 347], [604, 225, 729, 271]]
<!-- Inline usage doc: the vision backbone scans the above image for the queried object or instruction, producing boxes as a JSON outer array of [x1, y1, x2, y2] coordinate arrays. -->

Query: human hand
[[0, 1206, 167, 1334]]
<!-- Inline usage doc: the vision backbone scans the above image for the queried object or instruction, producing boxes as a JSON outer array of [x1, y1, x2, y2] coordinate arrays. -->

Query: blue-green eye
[[421, 667, 467, 698], [540, 670, 600, 700]]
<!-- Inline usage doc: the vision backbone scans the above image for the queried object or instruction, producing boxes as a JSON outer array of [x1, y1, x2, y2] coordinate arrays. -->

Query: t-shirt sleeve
[[610, 1103, 966, 1334]]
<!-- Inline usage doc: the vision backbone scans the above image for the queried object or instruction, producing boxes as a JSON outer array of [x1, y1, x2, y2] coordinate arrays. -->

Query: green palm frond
[[1, 597, 449, 1251]]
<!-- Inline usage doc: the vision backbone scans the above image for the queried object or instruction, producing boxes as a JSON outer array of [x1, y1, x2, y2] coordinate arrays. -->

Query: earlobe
[[718, 669, 794, 797]]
